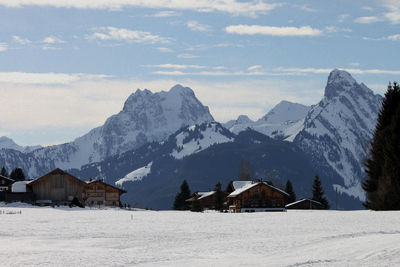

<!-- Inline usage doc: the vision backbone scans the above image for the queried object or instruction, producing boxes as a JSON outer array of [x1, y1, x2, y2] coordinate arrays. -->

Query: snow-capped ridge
[[325, 69, 358, 99], [0, 136, 41, 153]]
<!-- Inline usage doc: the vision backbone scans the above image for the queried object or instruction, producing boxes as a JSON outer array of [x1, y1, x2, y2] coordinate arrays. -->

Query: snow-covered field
[[0, 206, 399, 266]]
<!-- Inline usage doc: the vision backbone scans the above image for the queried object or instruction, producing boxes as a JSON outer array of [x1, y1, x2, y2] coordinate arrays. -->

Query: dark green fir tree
[[363, 81, 400, 210], [213, 182, 225, 211], [312, 175, 330, 209], [10, 168, 25, 181], [190, 196, 203, 212], [285, 180, 296, 204], [0, 166, 8, 177], [173, 180, 191, 210]]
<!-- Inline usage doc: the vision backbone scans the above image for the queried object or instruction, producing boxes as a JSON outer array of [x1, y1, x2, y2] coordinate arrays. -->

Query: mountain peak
[[236, 115, 253, 124], [325, 69, 358, 99]]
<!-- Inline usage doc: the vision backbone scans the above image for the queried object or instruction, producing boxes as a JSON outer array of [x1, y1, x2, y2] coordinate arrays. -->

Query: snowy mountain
[[72, 127, 316, 209], [225, 101, 310, 140], [293, 69, 382, 201], [0, 84, 214, 177], [0, 136, 41, 153]]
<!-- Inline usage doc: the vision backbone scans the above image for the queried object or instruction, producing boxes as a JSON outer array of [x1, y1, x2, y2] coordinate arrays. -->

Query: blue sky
[[0, 0, 399, 146]]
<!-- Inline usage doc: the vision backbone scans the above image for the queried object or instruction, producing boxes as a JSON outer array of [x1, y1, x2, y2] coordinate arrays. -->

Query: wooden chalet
[[85, 180, 126, 207], [227, 181, 289, 212], [29, 168, 87, 206], [285, 198, 324, 210], [0, 175, 14, 192], [186, 191, 216, 209]]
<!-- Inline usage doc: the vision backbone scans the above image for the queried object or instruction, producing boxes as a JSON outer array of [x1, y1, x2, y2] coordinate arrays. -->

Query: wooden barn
[[29, 168, 87, 206], [227, 181, 288, 212], [186, 191, 216, 209], [85, 180, 126, 207], [285, 198, 324, 210]]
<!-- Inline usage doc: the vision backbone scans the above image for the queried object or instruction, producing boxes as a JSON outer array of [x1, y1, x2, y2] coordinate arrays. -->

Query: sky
[[0, 0, 399, 146]]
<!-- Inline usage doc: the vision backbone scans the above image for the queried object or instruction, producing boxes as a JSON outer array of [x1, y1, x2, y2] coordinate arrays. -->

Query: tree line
[[1, 166, 26, 181]]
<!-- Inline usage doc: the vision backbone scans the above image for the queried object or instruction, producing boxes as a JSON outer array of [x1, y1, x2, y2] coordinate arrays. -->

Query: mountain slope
[[0, 85, 213, 177], [0, 136, 41, 153], [293, 69, 382, 201], [225, 101, 310, 140]]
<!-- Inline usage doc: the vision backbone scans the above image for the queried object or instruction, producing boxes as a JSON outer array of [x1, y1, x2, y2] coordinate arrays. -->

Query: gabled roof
[[29, 168, 87, 186], [285, 198, 323, 208], [87, 180, 127, 194], [197, 191, 216, 200], [0, 174, 15, 183], [227, 181, 289, 198]]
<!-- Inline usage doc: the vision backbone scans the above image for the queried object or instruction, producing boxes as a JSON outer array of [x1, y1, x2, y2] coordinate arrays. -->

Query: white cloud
[[186, 21, 211, 32], [338, 14, 349, 22], [225, 25, 322, 36], [150, 64, 206, 69], [363, 34, 400, 41], [177, 53, 200, 59], [274, 67, 400, 75], [361, 6, 374, 11], [383, 0, 400, 24], [13, 35, 31, 45], [292, 4, 318, 12], [354, 16, 383, 24], [87, 26, 171, 44], [248, 65, 262, 71], [0, 43, 7, 52], [150, 10, 181, 17], [349, 62, 360, 67], [0, 0, 280, 17], [325, 26, 352, 33], [156, 47, 174, 53], [42, 36, 65, 44], [0, 72, 108, 85]]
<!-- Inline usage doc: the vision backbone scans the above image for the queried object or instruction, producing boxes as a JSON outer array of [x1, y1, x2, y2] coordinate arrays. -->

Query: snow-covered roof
[[0, 175, 14, 182], [197, 191, 216, 200], [232, 181, 253, 190], [11, 181, 30, 193], [228, 181, 289, 198], [285, 198, 322, 208]]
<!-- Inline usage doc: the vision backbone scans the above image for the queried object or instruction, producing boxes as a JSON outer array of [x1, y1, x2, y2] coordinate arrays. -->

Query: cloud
[[150, 10, 181, 17], [361, 6, 374, 11], [150, 64, 206, 69], [0, 43, 7, 52], [225, 25, 322, 36], [363, 34, 400, 41], [292, 4, 318, 12], [338, 14, 350, 22], [325, 26, 352, 33], [354, 16, 383, 24], [42, 36, 65, 44], [248, 65, 262, 71], [383, 0, 400, 24], [156, 47, 174, 53], [0, 72, 108, 85], [13, 35, 31, 45], [0, 0, 280, 17], [87, 26, 172, 44], [274, 67, 400, 75], [186, 21, 212, 32], [177, 53, 199, 59]]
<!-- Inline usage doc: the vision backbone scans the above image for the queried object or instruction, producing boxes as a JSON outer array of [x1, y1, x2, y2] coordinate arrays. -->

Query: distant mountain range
[[0, 69, 382, 209]]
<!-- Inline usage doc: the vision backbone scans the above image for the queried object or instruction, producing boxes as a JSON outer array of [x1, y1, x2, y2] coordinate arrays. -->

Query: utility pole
[[335, 187, 338, 210]]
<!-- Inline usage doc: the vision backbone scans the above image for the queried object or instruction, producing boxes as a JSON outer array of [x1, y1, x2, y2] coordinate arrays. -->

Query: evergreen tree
[[285, 180, 296, 204], [190, 196, 203, 212], [173, 180, 191, 210], [10, 168, 25, 181], [312, 175, 330, 209], [0, 166, 8, 177], [363, 81, 400, 210], [213, 182, 225, 211]]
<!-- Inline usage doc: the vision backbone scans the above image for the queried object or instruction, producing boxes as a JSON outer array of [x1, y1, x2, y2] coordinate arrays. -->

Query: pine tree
[[363, 81, 400, 210], [0, 166, 8, 177], [173, 180, 191, 210], [190, 196, 203, 212], [10, 168, 25, 181], [285, 180, 296, 204], [213, 182, 225, 211], [312, 175, 330, 209]]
